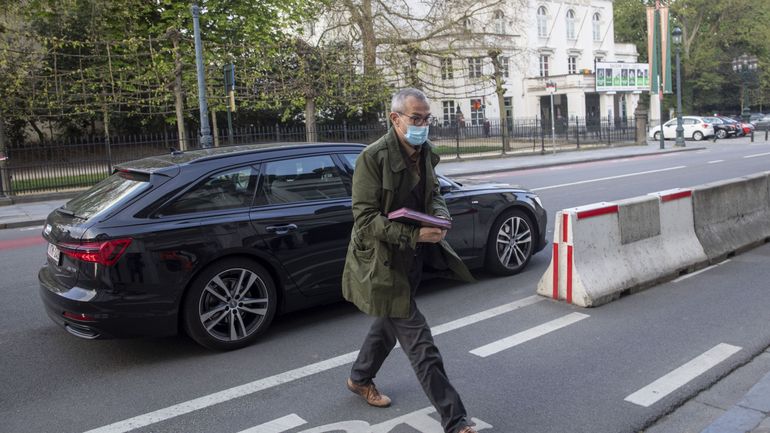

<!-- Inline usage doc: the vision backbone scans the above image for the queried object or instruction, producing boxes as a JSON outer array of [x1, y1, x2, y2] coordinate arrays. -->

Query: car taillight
[[702, 124, 709, 128], [60, 238, 132, 266]]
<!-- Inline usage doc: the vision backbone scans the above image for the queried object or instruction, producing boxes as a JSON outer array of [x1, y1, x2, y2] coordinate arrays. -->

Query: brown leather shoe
[[346, 378, 391, 407], [457, 427, 478, 433]]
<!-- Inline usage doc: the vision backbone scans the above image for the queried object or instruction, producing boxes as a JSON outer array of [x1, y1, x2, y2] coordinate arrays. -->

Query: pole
[[550, 93, 556, 154], [192, 4, 213, 149], [658, 75, 665, 149], [224, 64, 234, 146], [675, 44, 685, 147], [0, 117, 8, 197]]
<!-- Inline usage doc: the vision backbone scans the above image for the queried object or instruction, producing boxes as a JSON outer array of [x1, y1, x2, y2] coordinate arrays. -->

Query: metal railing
[[2, 117, 642, 195]]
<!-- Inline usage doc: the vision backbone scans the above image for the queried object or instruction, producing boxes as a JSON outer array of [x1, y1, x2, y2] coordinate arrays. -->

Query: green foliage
[[1, 0, 386, 143], [615, 0, 770, 115]]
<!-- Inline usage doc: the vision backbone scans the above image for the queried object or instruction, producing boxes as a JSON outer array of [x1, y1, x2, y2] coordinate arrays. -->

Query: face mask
[[404, 125, 429, 146]]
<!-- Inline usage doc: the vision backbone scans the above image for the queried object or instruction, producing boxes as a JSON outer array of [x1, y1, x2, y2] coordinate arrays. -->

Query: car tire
[[183, 258, 277, 350], [653, 131, 662, 141], [484, 208, 535, 276], [716, 129, 727, 139], [692, 131, 704, 141]]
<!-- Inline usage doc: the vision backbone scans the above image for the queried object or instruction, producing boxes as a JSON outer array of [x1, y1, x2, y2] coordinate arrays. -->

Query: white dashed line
[[673, 260, 731, 283], [83, 296, 544, 433], [624, 343, 742, 407], [531, 166, 686, 191], [707, 160, 724, 164], [744, 151, 770, 158], [470, 312, 589, 358], [237, 414, 307, 433]]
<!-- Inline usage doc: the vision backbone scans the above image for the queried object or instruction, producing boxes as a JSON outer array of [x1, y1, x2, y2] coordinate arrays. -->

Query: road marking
[[470, 312, 590, 358], [624, 343, 742, 407], [19, 226, 42, 231], [530, 166, 686, 191], [0, 236, 46, 251], [673, 260, 731, 283], [744, 151, 770, 158], [237, 414, 307, 433], [83, 296, 543, 433], [707, 160, 724, 164], [431, 295, 544, 336]]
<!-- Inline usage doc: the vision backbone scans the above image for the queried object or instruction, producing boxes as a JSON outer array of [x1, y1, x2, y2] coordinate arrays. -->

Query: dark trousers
[[350, 250, 469, 433]]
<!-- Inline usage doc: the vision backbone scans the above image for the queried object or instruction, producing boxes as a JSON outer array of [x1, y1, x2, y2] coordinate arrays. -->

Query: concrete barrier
[[692, 172, 770, 262], [537, 188, 709, 307]]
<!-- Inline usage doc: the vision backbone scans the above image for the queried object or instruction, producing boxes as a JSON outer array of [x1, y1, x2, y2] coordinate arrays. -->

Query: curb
[[442, 146, 704, 177], [0, 219, 46, 230]]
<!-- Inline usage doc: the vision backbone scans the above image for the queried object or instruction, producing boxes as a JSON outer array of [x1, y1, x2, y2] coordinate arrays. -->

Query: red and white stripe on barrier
[[547, 202, 618, 305]]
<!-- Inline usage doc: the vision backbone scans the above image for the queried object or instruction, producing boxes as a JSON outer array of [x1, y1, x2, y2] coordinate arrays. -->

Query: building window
[[539, 55, 549, 77], [568, 56, 577, 74], [441, 58, 453, 80], [566, 10, 576, 40], [593, 13, 601, 41], [504, 97, 513, 121], [470, 98, 484, 126], [500, 56, 509, 78], [494, 10, 505, 34], [463, 18, 471, 31], [468, 57, 483, 78], [442, 101, 456, 126], [537, 6, 548, 38]]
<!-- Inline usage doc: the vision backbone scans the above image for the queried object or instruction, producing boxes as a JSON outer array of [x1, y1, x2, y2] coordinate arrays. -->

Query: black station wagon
[[39, 143, 547, 350]]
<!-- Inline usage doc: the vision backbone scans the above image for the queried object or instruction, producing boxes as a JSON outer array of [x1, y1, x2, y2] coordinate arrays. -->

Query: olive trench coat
[[341, 128, 474, 318]]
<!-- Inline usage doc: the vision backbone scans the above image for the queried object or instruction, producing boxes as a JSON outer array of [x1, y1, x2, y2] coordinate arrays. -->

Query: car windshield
[[61, 171, 151, 220]]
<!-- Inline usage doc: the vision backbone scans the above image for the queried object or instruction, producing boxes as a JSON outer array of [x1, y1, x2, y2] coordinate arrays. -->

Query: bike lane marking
[[624, 343, 742, 408], [0, 235, 46, 251], [83, 295, 543, 433]]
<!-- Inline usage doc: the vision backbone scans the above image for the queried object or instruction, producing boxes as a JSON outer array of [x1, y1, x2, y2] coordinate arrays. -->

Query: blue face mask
[[404, 125, 429, 146]]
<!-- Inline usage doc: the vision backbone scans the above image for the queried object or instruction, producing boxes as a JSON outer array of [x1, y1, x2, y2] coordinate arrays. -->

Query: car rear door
[[250, 153, 353, 298]]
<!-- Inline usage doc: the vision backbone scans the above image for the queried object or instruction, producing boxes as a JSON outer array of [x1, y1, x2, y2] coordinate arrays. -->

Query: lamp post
[[732, 54, 758, 123], [672, 26, 685, 147], [192, 3, 213, 149]]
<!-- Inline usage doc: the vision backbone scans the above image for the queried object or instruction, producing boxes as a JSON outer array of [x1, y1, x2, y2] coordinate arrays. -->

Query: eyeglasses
[[396, 112, 435, 126]]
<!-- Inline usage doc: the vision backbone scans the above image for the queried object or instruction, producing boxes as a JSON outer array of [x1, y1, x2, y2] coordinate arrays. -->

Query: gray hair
[[391, 88, 430, 112]]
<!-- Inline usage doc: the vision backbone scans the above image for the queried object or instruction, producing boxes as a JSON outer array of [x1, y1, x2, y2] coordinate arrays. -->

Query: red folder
[[387, 207, 452, 230]]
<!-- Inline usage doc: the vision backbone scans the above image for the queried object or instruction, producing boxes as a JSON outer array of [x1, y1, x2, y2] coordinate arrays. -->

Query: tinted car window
[[62, 171, 150, 220], [255, 155, 348, 205], [163, 166, 258, 215], [342, 153, 359, 170]]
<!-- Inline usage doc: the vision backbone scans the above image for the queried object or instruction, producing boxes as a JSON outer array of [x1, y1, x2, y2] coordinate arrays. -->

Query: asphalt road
[[1, 140, 769, 433]]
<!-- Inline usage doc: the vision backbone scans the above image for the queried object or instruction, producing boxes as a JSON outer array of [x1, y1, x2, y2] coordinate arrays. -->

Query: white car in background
[[648, 116, 715, 141]]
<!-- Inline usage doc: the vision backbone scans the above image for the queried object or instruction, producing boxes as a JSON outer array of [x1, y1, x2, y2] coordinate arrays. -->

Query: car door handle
[[265, 224, 298, 234]]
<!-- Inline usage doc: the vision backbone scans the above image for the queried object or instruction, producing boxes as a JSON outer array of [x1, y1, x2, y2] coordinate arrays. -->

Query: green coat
[[341, 128, 475, 318]]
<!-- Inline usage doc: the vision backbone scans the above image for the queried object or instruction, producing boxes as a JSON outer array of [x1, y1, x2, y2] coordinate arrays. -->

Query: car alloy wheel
[[653, 131, 662, 141], [717, 129, 727, 139], [183, 258, 276, 350], [485, 209, 534, 276], [692, 131, 704, 141]]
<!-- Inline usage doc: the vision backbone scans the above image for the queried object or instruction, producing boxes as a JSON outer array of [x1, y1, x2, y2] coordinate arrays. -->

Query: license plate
[[47, 243, 61, 264]]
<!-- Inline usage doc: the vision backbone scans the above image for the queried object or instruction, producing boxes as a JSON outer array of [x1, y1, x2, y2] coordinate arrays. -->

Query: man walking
[[342, 88, 478, 433]]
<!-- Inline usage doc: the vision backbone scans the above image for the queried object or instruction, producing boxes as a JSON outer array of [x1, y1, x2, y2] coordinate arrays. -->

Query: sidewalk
[[1, 138, 769, 432]]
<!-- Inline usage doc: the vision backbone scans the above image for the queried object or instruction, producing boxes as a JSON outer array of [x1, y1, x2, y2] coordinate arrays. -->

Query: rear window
[[62, 171, 151, 220]]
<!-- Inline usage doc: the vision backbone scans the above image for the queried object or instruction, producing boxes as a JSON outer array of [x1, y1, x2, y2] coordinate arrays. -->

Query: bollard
[[751, 130, 754, 142], [765, 127, 768, 141]]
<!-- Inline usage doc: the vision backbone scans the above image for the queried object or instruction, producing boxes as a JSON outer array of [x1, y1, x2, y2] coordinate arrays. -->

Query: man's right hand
[[418, 227, 446, 243]]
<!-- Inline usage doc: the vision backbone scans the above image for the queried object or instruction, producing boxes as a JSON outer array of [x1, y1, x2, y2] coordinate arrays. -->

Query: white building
[[422, 0, 641, 127], [304, 0, 642, 127]]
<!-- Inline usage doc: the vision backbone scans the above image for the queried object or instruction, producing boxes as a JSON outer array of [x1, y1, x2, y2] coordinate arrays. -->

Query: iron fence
[[1, 117, 640, 195]]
